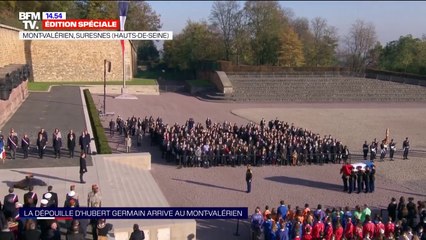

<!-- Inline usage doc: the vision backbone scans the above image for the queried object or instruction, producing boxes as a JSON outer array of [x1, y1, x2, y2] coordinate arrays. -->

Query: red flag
[[120, 39, 125, 58]]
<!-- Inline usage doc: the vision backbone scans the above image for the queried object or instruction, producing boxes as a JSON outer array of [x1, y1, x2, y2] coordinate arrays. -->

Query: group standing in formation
[[112, 116, 353, 168], [251, 198, 426, 240], [340, 162, 376, 194], [362, 137, 410, 162], [0, 128, 92, 161]]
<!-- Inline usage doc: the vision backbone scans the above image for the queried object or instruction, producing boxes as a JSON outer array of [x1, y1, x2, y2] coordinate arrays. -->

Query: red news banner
[[42, 19, 119, 30]]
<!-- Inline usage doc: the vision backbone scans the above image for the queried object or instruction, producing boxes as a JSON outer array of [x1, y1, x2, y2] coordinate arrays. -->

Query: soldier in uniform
[[64, 191, 80, 207], [362, 141, 369, 159], [67, 130, 76, 158], [21, 134, 30, 159], [364, 166, 371, 193], [356, 167, 364, 194], [340, 162, 353, 192], [88, 184, 102, 207], [402, 137, 410, 160], [348, 169, 357, 194], [369, 165, 376, 193], [369, 141, 377, 161], [389, 139, 396, 161], [23, 185, 38, 208], [88, 184, 102, 240], [43, 186, 59, 208], [7, 129, 19, 159]]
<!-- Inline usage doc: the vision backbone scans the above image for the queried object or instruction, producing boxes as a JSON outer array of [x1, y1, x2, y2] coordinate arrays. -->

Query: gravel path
[[94, 92, 426, 240]]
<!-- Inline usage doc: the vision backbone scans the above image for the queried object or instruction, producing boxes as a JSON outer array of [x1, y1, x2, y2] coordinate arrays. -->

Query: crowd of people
[[250, 197, 426, 240], [112, 115, 412, 168], [0, 184, 145, 240], [0, 128, 92, 161], [112, 116, 353, 167]]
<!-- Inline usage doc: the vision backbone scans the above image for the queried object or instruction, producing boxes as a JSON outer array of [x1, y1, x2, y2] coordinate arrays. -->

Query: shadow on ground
[[265, 176, 342, 192]]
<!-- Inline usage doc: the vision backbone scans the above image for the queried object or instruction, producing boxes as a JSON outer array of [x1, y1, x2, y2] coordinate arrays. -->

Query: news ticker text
[[20, 207, 248, 219], [19, 31, 173, 40]]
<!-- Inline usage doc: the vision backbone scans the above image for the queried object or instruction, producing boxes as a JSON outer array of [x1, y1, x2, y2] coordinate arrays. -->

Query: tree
[[278, 27, 305, 67], [137, 41, 159, 65], [244, 1, 289, 65], [162, 21, 222, 73], [307, 17, 338, 67], [209, 1, 242, 61], [379, 35, 425, 74], [343, 19, 377, 72], [366, 41, 383, 69]]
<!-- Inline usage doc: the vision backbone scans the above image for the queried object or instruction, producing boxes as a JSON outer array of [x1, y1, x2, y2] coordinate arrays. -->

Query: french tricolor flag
[[29, 217, 73, 220], [1, 147, 5, 161], [118, 1, 129, 57]]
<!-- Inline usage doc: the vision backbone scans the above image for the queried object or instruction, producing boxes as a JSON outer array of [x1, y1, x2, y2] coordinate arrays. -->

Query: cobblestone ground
[[94, 92, 426, 240]]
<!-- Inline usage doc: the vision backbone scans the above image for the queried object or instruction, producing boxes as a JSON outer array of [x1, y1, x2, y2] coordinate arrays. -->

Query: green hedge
[[83, 89, 112, 154]]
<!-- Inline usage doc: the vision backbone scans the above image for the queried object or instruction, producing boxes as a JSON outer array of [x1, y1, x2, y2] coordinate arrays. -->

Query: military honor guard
[[362, 141, 369, 159], [402, 137, 410, 160], [389, 139, 396, 161]]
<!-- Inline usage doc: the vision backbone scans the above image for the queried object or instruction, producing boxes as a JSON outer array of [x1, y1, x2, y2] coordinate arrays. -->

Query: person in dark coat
[[36, 133, 47, 159], [66, 222, 84, 240], [2, 188, 18, 219], [129, 224, 145, 240], [23, 186, 38, 208], [7, 130, 19, 160], [42, 186, 58, 208], [52, 129, 62, 159], [83, 130, 91, 154], [23, 219, 41, 240], [387, 197, 398, 223], [67, 130, 76, 158], [21, 134, 30, 159], [246, 165, 253, 193], [0, 224, 15, 240], [43, 221, 60, 240], [79, 152, 87, 184]]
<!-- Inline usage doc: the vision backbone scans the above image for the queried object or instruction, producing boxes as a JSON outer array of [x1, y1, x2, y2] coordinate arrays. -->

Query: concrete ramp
[[93, 153, 196, 240]]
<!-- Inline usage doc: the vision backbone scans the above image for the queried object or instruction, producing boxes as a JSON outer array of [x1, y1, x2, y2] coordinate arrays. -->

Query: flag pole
[[115, 1, 136, 99]]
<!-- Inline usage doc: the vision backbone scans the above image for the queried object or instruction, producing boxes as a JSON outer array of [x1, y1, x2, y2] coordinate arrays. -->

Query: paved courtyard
[[0, 88, 424, 240], [0, 86, 92, 169], [93, 92, 426, 239]]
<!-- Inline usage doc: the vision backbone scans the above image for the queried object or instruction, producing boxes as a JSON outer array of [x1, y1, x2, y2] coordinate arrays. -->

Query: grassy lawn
[[186, 79, 214, 87], [28, 78, 157, 91]]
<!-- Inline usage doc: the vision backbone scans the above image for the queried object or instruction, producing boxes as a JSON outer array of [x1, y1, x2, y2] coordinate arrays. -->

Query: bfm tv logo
[[19, 12, 66, 30]]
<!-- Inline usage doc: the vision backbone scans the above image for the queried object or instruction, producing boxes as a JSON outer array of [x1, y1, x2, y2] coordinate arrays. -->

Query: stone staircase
[[226, 73, 426, 102]]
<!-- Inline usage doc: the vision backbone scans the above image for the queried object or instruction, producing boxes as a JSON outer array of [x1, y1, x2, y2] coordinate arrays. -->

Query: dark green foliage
[[83, 89, 112, 154]]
